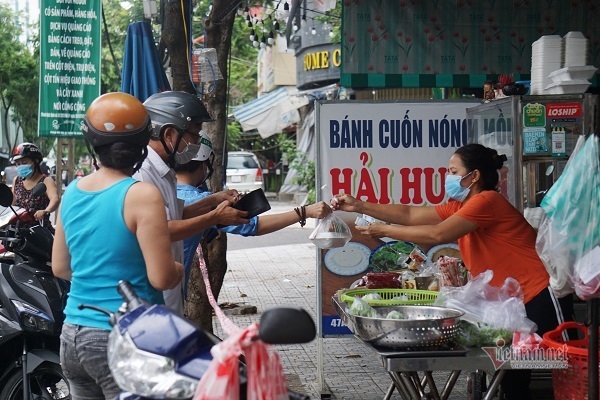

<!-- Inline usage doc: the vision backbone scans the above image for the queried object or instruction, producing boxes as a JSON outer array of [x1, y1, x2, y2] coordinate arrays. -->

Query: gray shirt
[[133, 147, 184, 314]]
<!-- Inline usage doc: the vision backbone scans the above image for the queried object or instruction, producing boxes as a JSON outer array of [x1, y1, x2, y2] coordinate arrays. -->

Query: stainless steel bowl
[[347, 305, 463, 349]]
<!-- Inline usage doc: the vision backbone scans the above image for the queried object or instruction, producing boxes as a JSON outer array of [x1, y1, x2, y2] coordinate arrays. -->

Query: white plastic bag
[[434, 270, 537, 334], [537, 135, 600, 299], [309, 212, 351, 249]]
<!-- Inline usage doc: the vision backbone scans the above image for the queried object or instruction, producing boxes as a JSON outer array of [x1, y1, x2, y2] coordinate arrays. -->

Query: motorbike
[[80, 280, 316, 400], [0, 182, 70, 400]]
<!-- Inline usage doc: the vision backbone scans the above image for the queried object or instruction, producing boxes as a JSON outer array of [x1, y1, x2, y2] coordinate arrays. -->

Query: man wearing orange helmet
[[136, 91, 248, 314], [52, 92, 184, 399]]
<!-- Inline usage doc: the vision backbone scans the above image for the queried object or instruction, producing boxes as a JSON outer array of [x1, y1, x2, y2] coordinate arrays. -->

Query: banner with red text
[[315, 100, 479, 336]]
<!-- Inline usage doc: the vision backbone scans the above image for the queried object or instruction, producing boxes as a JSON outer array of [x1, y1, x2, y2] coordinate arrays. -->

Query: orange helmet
[[83, 92, 152, 148]]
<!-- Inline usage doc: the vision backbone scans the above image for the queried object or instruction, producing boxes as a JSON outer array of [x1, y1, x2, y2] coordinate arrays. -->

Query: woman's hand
[[355, 223, 388, 239], [34, 210, 48, 220], [305, 201, 332, 219], [331, 194, 360, 212]]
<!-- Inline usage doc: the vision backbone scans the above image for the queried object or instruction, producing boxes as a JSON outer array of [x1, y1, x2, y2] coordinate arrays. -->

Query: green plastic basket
[[339, 288, 439, 306]]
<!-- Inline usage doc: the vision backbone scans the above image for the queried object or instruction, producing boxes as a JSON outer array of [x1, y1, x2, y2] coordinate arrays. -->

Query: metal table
[[332, 294, 508, 400], [368, 343, 507, 400]]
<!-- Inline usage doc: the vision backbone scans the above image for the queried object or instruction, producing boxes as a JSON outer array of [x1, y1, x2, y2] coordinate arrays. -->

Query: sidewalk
[[215, 242, 470, 399]]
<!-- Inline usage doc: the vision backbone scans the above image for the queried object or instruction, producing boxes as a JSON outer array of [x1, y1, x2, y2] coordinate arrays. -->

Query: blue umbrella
[[121, 21, 171, 102]]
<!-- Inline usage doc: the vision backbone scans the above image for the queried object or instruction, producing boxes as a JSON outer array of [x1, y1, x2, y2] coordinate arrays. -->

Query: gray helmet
[[143, 91, 214, 138]]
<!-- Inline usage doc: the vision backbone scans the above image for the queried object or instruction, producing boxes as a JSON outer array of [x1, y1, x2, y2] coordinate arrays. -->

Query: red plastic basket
[[542, 321, 597, 400]]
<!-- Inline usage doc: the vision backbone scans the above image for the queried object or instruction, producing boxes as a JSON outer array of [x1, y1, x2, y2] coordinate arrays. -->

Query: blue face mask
[[17, 164, 34, 179], [444, 172, 473, 202]]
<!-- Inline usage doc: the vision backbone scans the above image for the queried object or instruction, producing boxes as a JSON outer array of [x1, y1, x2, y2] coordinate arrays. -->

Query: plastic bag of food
[[401, 270, 416, 289], [386, 310, 407, 320], [455, 321, 512, 347], [361, 292, 382, 301], [356, 272, 403, 289], [348, 296, 379, 318], [436, 256, 468, 287], [434, 270, 537, 334], [309, 212, 351, 249]]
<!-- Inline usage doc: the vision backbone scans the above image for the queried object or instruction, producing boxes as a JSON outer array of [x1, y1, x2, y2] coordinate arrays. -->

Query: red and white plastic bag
[[193, 248, 288, 400]]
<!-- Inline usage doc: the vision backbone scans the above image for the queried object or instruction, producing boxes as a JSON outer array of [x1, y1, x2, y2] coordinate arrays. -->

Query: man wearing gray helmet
[[135, 91, 248, 314]]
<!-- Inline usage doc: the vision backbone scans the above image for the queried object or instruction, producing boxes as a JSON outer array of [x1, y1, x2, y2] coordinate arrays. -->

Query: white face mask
[[170, 136, 201, 165]]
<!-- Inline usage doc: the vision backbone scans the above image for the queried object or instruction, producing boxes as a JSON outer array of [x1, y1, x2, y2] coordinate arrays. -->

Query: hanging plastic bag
[[537, 135, 600, 299], [309, 212, 351, 249], [193, 248, 289, 400], [434, 270, 537, 334]]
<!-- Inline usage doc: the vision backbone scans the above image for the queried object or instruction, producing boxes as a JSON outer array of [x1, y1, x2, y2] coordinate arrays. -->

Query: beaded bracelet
[[294, 205, 307, 227]]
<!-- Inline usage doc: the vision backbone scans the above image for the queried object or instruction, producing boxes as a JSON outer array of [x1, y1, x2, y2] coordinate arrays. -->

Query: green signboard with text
[[38, 0, 101, 137]]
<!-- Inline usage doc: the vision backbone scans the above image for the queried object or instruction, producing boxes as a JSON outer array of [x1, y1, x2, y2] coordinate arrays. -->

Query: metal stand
[[589, 298, 599, 400]]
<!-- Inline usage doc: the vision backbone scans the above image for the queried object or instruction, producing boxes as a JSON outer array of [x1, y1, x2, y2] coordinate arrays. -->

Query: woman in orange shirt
[[332, 143, 572, 400]]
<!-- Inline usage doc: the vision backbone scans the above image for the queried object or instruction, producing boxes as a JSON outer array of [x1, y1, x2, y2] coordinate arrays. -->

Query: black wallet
[[215, 189, 272, 228], [232, 188, 271, 219]]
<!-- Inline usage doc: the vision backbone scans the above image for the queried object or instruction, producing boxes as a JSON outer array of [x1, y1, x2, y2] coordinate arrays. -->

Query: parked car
[[225, 151, 263, 193]]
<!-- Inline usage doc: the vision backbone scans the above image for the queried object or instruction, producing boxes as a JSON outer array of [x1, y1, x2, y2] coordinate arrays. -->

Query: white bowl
[[548, 66, 598, 82]]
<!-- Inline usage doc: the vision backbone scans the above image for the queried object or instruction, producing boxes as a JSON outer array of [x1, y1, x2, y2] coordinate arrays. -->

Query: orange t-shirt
[[435, 190, 549, 304]]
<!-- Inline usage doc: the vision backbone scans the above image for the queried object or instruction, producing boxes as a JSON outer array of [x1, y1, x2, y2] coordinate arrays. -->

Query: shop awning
[[232, 86, 309, 139]]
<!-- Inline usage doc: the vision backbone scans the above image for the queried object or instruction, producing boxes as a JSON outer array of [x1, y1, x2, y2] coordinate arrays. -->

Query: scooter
[[0, 183, 70, 400], [80, 280, 315, 400]]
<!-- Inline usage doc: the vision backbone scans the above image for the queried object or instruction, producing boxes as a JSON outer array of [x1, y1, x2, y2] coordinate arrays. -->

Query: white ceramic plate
[[426, 243, 461, 265], [324, 242, 371, 276]]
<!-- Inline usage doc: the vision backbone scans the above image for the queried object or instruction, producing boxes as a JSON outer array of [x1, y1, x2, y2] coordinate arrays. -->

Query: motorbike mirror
[[545, 165, 555, 176], [0, 184, 13, 207], [258, 307, 316, 345], [31, 182, 47, 198]]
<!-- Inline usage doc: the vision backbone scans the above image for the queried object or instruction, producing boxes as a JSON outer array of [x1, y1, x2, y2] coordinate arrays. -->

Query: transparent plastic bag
[[309, 212, 351, 249], [537, 135, 600, 299], [434, 270, 537, 334]]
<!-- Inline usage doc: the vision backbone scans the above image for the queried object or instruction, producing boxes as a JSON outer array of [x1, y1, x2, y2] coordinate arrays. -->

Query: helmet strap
[[132, 146, 148, 174], [159, 127, 184, 168], [84, 139, 100, 171], [203, 154, 214, 185]]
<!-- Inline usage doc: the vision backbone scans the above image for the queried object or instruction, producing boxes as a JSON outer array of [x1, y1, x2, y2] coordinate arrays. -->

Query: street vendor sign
[[38, 0, 101, 137], [315, 100, 478, 335]]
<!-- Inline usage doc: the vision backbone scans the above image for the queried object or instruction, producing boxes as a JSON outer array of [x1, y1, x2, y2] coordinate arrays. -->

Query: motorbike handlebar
[[288, 391, 311, 400], [117, 280, 143, 309]]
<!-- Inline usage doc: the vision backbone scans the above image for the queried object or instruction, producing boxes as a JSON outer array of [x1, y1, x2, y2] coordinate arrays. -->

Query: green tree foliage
[[0, 4, 39, 152], [278, 134, 315, 202]]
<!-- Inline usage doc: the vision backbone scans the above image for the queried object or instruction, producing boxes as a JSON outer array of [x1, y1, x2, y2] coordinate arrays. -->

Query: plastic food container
[[547, 66, 598, 82], [544, 80, 591, 94]]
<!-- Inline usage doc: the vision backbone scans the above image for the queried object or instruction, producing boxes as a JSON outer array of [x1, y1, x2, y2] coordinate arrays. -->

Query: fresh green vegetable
[[370, 241, 420, 272], [455, 321, 513, 347]]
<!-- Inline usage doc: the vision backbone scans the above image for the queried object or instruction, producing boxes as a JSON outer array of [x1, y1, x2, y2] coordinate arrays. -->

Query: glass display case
[[466, 94, 599, 212]]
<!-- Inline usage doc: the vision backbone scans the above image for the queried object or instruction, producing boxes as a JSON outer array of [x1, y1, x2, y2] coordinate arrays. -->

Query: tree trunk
[[179, 3, 237, 334], [161, 0, 194, 94]]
